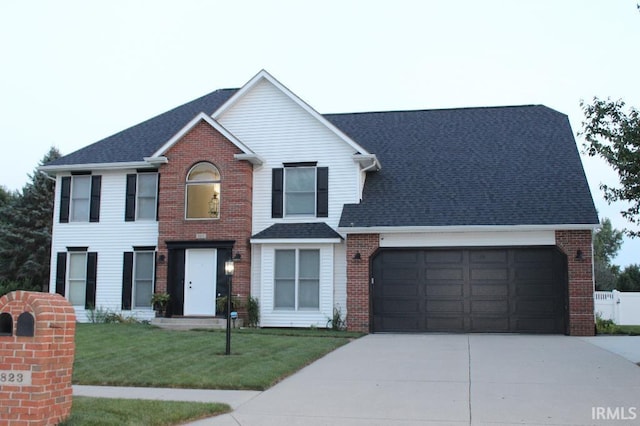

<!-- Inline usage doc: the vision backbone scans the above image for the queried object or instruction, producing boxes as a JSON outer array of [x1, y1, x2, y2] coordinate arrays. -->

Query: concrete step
[[150, 317, 243, 330]]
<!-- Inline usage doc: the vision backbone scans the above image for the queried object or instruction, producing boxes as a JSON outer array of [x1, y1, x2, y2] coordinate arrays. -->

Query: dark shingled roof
[[45, 89, 238, 166], [326, 105, 599, 228], [45, 87, 599, 228], [252, 223, 343, 240]]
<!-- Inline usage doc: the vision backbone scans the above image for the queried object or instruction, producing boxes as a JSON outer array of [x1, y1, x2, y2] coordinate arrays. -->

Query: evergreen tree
[[0, 147, 61, 292]]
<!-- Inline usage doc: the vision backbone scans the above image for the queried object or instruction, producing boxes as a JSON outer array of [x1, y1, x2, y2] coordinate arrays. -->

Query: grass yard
[[74, 323, 361, 390], [60, 397, 229, 426]]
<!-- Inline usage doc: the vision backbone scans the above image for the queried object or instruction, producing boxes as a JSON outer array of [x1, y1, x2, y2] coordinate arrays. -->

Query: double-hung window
[[274, 249, 320, 310], [54, 249, 97, 309], [59, 174, 102, 223], [125, 172, 158, 221], [68, 252, 88, 306], [122, 248, 155, 310], [272, 165, 328, 218]]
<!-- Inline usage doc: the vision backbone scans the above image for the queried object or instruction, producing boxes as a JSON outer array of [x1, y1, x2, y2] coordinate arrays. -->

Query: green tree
[[616, 264, 640, 292], [593, 218, 624, 290], [580, 98, 640, 237], [0, 147, 61, 292]]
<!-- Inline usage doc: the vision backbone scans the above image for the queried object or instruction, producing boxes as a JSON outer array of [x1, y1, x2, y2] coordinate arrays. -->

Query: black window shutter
[[122, 252, 134, 310], [272, 168, 284, 218], [125, 174, 137, 221], [85, 252, 97, 309], [316, 167, 329, 217], [55, 252, 67, 296], [155, 173, 161, 222], [59, 177, 71, 223], [89, 176, 102, 223]]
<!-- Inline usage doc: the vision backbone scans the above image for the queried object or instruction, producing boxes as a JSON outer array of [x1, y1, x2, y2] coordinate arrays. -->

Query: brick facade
[[0, 291, 75, 425], [556, 229, 595, 336], [155, 120, 253, 313], [345, 234, 380, 332]]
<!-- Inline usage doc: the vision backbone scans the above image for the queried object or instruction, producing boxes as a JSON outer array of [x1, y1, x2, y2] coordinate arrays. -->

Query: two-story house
[[40, 70, 599, 335]]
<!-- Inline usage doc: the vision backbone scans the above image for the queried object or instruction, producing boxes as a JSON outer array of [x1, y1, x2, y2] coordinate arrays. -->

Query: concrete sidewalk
[[186, 334, 640, 426]]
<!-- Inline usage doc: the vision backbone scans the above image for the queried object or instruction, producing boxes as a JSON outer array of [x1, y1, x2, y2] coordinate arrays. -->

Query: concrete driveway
[[192, 334, 640, 426]]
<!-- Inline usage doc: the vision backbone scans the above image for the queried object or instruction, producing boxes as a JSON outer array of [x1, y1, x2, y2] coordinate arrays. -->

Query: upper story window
[[272, 164, 328, 219], [125, 172, 159, 221], [285, 167, 316, 216], [59, 174, 102, 223], [186, 162, 221, 219]]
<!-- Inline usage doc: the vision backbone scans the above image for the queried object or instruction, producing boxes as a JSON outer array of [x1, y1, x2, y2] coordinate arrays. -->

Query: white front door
[[184, 249, 217, 316]]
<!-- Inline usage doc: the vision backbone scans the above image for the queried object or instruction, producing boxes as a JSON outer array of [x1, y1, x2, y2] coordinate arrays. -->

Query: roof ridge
[[324, 104, 543, 117]]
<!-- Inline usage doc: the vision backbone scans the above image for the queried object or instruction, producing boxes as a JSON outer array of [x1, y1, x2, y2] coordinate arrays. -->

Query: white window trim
[[67, 252, 87, 307], [132, 251, 155, 309], [274, 248, 320, 311], [184, 162, 221, 220], [136, 173, 158, 221], [284, 167, 317, 218], [70, 175, 91, 222]]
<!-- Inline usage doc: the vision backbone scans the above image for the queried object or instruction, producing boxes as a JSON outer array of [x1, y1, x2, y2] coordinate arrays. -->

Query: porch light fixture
[[208, 193, 219, 217], [353, 252, 362, 260], [575, 250, 584, 261], [225, 258, 234, 355]]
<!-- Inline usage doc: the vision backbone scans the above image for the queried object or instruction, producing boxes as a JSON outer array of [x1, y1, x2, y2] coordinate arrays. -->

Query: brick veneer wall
[[556, 229, 595, 336], [0, 291, 76, 425], [155, 120, 253, 311], [346, 234, 380, 332]]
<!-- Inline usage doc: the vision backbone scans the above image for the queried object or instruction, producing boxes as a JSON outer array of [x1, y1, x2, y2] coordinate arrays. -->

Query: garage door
[[371, 247, 567, 333]]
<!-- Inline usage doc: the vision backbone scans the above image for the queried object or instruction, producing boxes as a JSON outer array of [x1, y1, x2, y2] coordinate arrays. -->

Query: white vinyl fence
[[594, 290, 640, 325]]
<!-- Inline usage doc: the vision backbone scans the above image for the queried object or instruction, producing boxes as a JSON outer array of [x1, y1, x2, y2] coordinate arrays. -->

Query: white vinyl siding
[[379, 230, 556, 247], [50, 171, 158, 322], [216, 78, 360, 234]]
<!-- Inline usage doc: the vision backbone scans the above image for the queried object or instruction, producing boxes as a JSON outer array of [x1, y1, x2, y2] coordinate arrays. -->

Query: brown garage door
[[371, 247, 567, 333]]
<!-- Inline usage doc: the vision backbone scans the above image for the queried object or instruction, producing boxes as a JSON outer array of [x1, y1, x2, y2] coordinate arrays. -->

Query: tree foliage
[[616, 264, 640, 292], [0, 147, 61, 293], [580, 97, 640, 237], [593, 218, 623, 291]]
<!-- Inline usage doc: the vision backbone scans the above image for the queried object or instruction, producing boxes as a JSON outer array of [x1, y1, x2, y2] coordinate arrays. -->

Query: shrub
[[595, 313, 623, 335], [327, 306, 346, 331], [246, 295, 260, 328]]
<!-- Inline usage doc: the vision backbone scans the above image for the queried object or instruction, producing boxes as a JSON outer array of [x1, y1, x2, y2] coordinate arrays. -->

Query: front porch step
[[151, 317, 243, 331]]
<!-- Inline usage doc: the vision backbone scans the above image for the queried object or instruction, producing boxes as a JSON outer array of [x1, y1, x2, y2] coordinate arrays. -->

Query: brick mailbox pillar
[[0, 291, 76, 425]]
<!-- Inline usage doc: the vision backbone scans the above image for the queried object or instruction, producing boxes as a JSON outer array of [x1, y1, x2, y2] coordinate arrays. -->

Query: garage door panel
[[372, 247, 567, 334], [470, 268, 509, 281], [426, 316, 464, 331], [426, 283, 463, 297], [471, 283, 508, 296], [377, 282, 420, 297], [426, 300, 464, 313], [470, 250, 508, 263], [426, 251, 463, 263], [426, 268, 463, 280]]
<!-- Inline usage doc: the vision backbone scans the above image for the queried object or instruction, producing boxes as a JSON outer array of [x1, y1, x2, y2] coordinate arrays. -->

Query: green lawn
[[60, 397, 229, 426], [74, 323, 361, 390]]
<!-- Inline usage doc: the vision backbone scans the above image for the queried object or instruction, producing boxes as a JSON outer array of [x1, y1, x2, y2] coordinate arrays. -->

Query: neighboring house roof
[[327, 105, 599, 229], [251, 223, 343, 241], [44, 88, 238, 167]]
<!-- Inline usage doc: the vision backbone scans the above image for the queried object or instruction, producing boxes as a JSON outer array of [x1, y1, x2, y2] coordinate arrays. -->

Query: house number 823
[[0, 370, 31, 386]]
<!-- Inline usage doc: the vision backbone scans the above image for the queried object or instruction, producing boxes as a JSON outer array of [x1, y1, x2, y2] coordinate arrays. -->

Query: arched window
[[186, 162, 221, 219]]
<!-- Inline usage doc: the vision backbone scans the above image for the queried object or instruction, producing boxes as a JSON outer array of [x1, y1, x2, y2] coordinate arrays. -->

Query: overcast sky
[[1, 0, 639, 266]]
